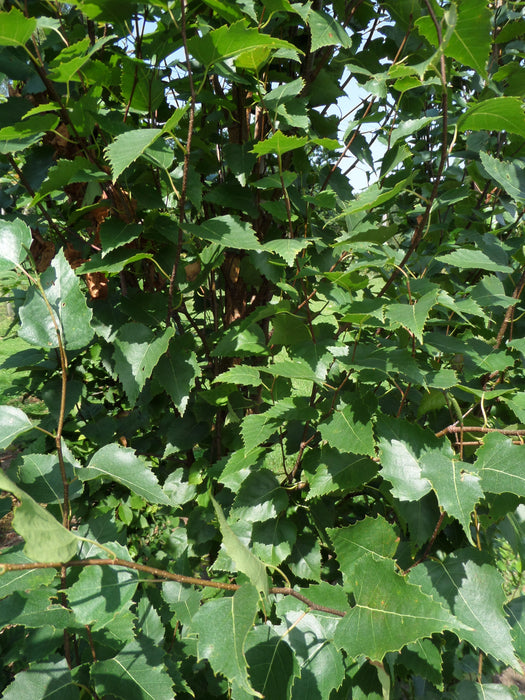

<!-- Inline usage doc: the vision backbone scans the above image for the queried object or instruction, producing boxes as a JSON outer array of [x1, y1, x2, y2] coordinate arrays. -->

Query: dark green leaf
[[113, 323, 174, 406], [302, 446, 378, 500], [183, 215, 261, 251], [231, 469, 288, 524], [155, 337, 201, 416], [437, 248, 512, 273], [81, 444, 171, 505]]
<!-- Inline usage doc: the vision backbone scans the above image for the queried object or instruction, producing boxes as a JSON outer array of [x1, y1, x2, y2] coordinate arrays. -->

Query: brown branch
[[494, 265, 525, 349], [0, 559, 347, 618], [435, 425, 525, 439]]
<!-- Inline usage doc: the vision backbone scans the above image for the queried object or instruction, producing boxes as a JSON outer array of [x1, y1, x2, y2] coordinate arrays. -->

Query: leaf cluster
[[0, 0, 525, 698]]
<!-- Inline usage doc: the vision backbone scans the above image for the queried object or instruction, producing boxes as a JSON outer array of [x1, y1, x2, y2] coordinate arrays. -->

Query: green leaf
[[244, 624, 301, 700], [77, 249, 156, 275], [81, 444, 171, 505], [275, 610, 345, 699], [231, 469, 288, 523], [241, 413, 278, 454], [329, 178, 409, 221], [389, 117, 437, 146], [162, 581, 202, 629], [105, 128, 163, 182], [113, 323, 175, 406], [0, 548, 57, 597], [302, 446, 378, 500], [409, 549, 519, 668], [183, 215, 261, 251], [420, 454, 482, 544], [263, 238, 312, 266], [0, 406, 33, 449], [0, 114, 59, 151], [155, 338, 201, 416], [458, 97, 525, 139], [32, 157, 108, 206], [0, 587, 74, 629], [212, 495, 269, 598], [67, 543, 138, 628], [334, 556, 457, 661], [475, 432, 525, 497], [49, 35, 114, 83], [451, 681, 518, 699], [287, 533, 321, 582], [480, 151, 525, 203], [377, 417, 437, 501], [251, 518, 296, 567], [12, 452, 83, 504], [416, 0, 491, 77], [91, 637, 175, 700], [0, 471, 78, 563], [506, 596, 525, 661], [385, 291, 438, 343], [397, 639, 444, 690], [136, 596, 165, 645], [193, 584, 262, 698], [318, 396, 376, 458], [0, 218, 32, 271], [251, 131, 309, 157], [0, 9, 36, 47], [19, 249, 94, 350], [1, 657, 78, 700], [187, 19, 300, 68], [308, 9, 353, 51], [120, 59, 164, 114], [328, 516, 399, 589], [437, 247, 513, 273], [214, 365, 262, 387], [262, 359, 318, 382]]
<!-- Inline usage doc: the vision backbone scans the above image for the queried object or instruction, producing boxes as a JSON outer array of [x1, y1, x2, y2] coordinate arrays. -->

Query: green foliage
[[0, 0, 524, 698]]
